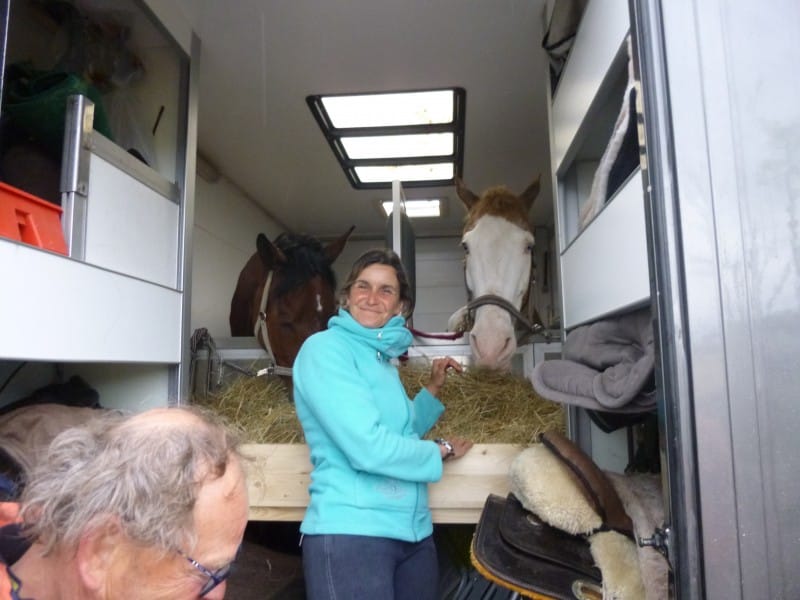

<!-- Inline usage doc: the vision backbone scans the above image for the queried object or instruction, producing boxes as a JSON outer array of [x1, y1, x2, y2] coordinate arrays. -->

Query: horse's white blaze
[[462, 215, 533, 370]]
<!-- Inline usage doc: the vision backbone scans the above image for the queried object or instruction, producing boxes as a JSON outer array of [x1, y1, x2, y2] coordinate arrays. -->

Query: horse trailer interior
[[1, 0, 799, 597]]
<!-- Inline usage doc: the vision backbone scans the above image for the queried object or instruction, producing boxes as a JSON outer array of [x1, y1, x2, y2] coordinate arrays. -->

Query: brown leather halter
[[459, 260, 545, 341], [463, 294, 543, 338], [253, 270, 294, 377]]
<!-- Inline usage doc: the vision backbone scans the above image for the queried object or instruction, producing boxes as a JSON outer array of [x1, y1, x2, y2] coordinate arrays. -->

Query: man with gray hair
[[0, 406, 248, 599]]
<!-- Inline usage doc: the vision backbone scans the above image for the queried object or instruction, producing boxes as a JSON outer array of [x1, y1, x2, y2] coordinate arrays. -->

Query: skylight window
[[341, 133, 454, 160], [307, 88, 465, 189], [356, 163, 454, 184], [323, 90, 455, 127], [381, 199, 442, 218]]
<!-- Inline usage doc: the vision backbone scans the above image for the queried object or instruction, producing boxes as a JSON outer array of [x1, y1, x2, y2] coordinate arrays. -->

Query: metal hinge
[[639, 524, 672, 563]]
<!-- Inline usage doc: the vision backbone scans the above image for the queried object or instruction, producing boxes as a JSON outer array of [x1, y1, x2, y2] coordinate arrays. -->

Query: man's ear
[[76, 519, 123, 592]]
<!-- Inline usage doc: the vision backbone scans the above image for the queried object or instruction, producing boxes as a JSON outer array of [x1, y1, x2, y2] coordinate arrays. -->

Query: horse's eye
[[525, 243, 534, 253], [462, 242, 469, 255]]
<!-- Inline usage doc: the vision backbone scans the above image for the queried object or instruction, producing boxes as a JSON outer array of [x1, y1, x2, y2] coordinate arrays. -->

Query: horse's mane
[[464, 186, 532, 232], [272, 233, 337, 296]]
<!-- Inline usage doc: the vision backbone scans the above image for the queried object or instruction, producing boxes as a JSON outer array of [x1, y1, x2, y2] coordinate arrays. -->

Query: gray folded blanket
[[532, 307, 655, 412]]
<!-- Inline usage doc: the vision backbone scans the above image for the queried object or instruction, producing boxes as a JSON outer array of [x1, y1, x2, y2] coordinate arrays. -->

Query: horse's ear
[[519, 174, 541, 213], [324, 225, 355, 263], [256, 233, 287, 268], [455, 177, 480, 210]]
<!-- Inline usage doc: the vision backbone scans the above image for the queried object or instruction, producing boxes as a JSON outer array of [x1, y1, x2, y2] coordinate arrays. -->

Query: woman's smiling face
[[346, 264, 404, 328]]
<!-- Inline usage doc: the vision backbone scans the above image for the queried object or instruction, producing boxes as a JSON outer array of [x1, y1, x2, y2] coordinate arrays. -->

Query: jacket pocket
[[355, 472, 418, 511]]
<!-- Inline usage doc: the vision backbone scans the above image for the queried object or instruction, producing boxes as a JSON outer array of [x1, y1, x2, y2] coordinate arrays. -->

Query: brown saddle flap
[[540, 431, 633, 537], [471, 494, 602, 600]]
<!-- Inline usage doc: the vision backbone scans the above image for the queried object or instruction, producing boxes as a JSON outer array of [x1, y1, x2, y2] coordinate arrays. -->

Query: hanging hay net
[[194, 361, 565, 445]]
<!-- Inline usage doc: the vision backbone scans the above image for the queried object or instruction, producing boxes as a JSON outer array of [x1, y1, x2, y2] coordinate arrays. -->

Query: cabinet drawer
[[560, 170, 649, 329], [0, 238, 181, 362], [84, 146, 180, 289]]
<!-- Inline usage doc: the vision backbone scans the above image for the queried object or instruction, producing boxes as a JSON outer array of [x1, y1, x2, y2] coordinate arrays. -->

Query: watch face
[[435, 439, 454, 457]]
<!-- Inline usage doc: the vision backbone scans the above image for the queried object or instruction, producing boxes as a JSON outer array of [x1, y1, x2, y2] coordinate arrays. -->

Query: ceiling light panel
[[322, 90, 454, 128], [355, 163, 454, 184], [340, 133, 454, 159], [308, 87, 465, 189], [382, 199, 441, 218]]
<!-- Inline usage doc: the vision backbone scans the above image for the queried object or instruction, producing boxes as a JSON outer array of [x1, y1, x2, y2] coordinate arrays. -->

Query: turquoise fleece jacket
[[293, 309, 445, 542]]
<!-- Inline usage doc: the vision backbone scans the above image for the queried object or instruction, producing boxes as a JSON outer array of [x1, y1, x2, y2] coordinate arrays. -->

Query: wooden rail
[[242, 443, 522, 524]]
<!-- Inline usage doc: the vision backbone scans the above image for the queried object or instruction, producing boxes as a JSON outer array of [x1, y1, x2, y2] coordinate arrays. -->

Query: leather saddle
[[471, 431, 635, 599], [472, 493, 602, 599]]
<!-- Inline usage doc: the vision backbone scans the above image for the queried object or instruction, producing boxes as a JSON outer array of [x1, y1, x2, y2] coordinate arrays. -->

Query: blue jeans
[[302, 533, 439, 600]]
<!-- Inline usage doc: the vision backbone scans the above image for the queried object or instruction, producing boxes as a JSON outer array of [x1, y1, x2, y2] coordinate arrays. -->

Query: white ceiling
[[177, 0, 553, 241]]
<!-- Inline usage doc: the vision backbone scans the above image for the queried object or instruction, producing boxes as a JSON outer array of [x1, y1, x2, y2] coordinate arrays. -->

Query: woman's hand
[[446, 436, 473, 460], [437, 438, 472, 460], [425, 357, 463, 398]]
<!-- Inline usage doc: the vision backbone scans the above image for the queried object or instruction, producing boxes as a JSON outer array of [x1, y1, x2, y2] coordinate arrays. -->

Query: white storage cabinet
[[547, 0, 652, 472], [0, 0, 197, 410]]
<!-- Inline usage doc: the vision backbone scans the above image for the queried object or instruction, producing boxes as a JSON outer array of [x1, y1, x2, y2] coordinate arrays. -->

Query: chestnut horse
[[229, 227, 354, 377], [447, 177, 542, 371]]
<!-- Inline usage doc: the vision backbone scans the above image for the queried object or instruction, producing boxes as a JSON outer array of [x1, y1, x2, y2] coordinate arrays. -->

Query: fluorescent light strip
[[382, 199, 441, 218], [355, 163, 454, 184], [341, 133, 453, 159], [322, 90, 455, 128]]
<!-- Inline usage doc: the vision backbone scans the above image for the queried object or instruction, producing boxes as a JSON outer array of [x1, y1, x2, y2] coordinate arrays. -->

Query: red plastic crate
[[0, 181, 67, 255]]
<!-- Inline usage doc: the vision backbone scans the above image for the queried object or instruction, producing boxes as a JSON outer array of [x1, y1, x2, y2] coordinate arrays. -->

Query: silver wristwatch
[[434, 438, 455, 460]]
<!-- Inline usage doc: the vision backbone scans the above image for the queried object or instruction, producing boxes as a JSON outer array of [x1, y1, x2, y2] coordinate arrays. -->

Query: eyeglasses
[[179, 550, 236, 597]]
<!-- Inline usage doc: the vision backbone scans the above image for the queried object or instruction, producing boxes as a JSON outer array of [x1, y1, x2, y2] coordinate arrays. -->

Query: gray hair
[[19, 406, 242, 556]]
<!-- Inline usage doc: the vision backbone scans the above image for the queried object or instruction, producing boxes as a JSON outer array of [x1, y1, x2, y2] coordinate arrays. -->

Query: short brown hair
[[339, 248, 415, 318]]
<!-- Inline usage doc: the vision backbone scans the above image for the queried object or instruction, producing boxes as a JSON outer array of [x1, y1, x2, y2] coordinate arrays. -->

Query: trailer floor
[[226, 540, 305, 599], [226, 523, 305, 600]]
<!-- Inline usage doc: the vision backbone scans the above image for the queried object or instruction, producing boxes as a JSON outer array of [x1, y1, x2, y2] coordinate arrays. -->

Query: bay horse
[[229, 227, 354, 378], [447, 177, 542, 371]]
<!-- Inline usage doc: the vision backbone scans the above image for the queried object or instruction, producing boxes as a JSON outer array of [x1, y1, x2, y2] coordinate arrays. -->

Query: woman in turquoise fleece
[[294, 248, 472, 600]]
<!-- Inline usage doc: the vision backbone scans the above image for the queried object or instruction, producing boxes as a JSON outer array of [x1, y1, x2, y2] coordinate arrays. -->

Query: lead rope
[[526, 264, 536, 333], [407, 327, 465, 341], [522, 266, 550, 342], [254, 271, 294, 377]]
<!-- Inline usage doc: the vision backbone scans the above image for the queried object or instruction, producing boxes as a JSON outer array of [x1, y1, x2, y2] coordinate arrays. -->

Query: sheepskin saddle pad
[[471, 431, 667, 600]]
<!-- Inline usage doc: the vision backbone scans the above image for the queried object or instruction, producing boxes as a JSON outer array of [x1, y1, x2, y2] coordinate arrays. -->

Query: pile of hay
[[194, 375, 301, 444], [194, 364, 565, 445], [398, 364, 565, 444]]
